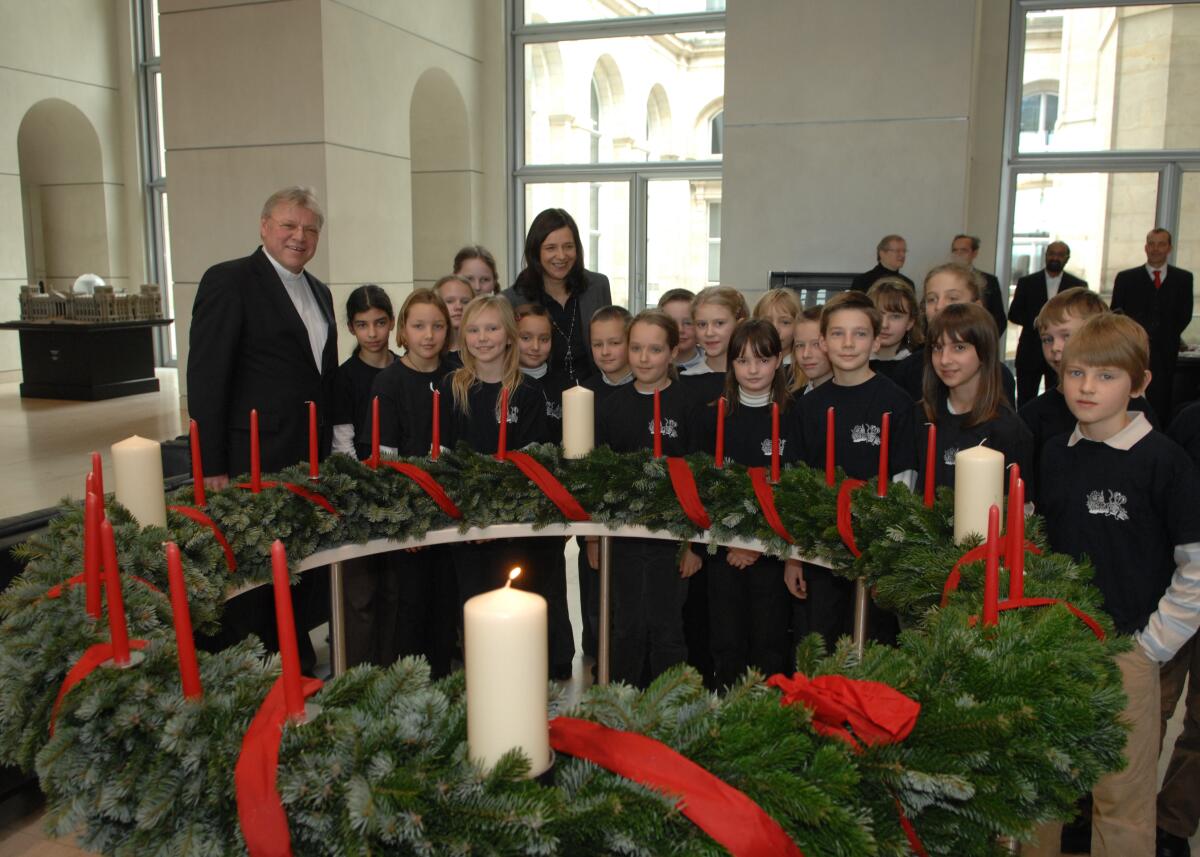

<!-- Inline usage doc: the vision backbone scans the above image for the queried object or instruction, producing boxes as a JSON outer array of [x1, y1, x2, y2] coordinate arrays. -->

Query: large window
[[512, 2, 725, 310], [137, 0, 174, 362], [1001, 3, 1200, 352]]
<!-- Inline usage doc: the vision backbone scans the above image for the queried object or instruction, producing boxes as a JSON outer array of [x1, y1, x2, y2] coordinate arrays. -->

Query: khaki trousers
[[1023, 647, 1160, 857]]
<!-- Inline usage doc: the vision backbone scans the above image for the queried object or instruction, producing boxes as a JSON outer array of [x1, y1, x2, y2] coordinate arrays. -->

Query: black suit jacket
[[1008, 269, 1087, 367], [850, 263, 913, 293], [979, 271, 1007, 338], [187, 247, 338, 478], [1111, 264, 1194, 367], [501, 269, 613, 376]]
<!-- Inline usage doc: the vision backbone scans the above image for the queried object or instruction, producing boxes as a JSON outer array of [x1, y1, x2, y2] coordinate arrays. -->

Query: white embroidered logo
[[943, 447, 958, 466], [546, 401, 562, 420], [851, 424, 881, 446], [1086, 489, 1129, 521], [499, 406, 519, 424], [760, 438, 787, 456], [648, 418, 679, 439]]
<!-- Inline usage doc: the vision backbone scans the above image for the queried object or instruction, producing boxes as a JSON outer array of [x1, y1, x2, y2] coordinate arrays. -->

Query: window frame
[[508, 1, 725, 310], [996, 0, 1200, 291]]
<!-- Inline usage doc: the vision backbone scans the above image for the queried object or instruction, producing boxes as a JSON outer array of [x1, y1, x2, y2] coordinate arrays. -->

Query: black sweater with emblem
[[1039, 424, 1200, 635], [694, 393, 805, 469], [797, 373, 917, 481], [597, 380, 701, 456], [916, 394, 1033, 494], [437, 375, 549, 453], [370, 358, 452, 458]]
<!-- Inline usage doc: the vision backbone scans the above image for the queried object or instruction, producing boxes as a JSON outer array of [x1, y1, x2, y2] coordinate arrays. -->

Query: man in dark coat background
[[1008, 240, 1087, 407]]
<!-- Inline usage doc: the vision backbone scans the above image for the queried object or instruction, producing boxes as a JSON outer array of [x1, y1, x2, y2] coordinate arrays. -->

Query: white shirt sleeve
[[892, 469, 918, 491], [332, 424, 356, 457], [1137, 541, 1200, 663]]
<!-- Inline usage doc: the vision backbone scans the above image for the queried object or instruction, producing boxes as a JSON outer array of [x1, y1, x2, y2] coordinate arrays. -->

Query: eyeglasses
[[268, 218, 320, 238]]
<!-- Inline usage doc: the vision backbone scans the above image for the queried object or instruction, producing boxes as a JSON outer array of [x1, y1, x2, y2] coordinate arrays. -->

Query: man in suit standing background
[[1008, 240, 1087, 407], [850, 234, 914, 292], [951, 233, 1007, 339], [1112, 228, 1195, 421], [187, 186, 337, 666]]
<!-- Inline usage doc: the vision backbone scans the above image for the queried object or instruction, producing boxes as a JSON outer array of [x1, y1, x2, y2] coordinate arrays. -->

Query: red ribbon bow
[[235, 481, 339, 516], [667, 457, 712, 530], [503, 451, 591, 521], [50, 639, 149, 735], [767, 672, 919, 748], [169, 505, 238, 571], [379, 460, 462, 519], [835, 479, 868, 558], [748, 467, 795, 544]]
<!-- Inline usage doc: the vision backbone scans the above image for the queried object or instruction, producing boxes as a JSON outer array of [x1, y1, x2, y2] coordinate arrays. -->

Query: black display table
[[0, 319, 173, 400]]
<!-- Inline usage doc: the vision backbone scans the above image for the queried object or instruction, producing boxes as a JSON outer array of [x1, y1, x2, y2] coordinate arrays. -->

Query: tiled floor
[[0, 371, 1193, 854]]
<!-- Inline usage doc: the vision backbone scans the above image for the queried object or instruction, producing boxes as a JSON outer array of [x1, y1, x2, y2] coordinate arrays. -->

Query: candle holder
[[287, 702, 323, 725], [100, 650, 146, 670], [533, 749, 556, 786]]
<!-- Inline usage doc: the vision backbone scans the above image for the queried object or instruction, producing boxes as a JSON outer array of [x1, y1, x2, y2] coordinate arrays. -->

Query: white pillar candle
[[561, 384, 594, 459], [953, 445, 1005, 544], [463, 572, 551, 776], [111, 435, 167, 527]]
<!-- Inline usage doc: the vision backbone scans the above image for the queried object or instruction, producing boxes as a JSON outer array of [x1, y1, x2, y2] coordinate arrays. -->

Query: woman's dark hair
[[723, 318, 791, 413], [921, 302, 1006, 427], [513, 208, 588, 299], [345, 284, 394, 323]]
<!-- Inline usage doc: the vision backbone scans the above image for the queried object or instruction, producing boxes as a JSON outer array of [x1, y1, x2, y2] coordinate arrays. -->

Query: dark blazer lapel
[[251, 247, 321, 374]]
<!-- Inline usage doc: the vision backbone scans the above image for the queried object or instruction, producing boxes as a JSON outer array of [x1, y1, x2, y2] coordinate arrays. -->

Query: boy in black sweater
[[1030, 315, 1200, 857], [797, 291, 917, 648]]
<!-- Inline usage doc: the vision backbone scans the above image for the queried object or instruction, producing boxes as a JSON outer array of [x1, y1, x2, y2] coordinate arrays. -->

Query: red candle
[[270, 540, 306, 719], [983, 504, 1001, 627], [714, 397, 726, 468], [923, 423, 937, 508], [91, 451, 105, 507], [1009, 478, 1026, 600], [165, 542, 202, 700], [99, 518, 131, 665], [250, 409, 262, 493], [370, 396, 381, 470], [84, 490, 102, 619], [431, 389, 441, 460], [653, 387, 663, 459], [495, 387, 509, 461], [771, 402, 781, 484], [877, 411, 890, 498], [1006, 463, 1020, 562], [825, 407, 836, 486], [308, 402, 319, 479], [189, 419, 206, 507]]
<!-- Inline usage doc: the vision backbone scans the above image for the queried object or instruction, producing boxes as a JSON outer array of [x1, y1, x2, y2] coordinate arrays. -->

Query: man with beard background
[[1008, 240, 1088, 407]]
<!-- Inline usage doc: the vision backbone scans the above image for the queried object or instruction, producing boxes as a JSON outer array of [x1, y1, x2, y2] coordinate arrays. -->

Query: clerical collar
[[602, 370, 633, 386], [520, 364, 548, 380], [738, 388, 771, 407], [262, 247, 306, 285], [678, 347, 706, 371]]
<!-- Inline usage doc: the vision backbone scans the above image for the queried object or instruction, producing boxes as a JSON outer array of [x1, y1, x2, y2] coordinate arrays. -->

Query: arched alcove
[[645, 84, 672, 159], [17, 99, 111, 294], [409, 68, 471, 289]]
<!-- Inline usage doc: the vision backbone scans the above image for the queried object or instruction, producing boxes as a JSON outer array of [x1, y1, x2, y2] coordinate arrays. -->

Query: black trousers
[[802, 564, 854, 652], [451, 538, 574, 673], [609, 539, 688, 688], [1015, 348, 1054, 409], [707, 549, 791, 687], [200, 580, 317, 673], [576, 536, 599, 659]]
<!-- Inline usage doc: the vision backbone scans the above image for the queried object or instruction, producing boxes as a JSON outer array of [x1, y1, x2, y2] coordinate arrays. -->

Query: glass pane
[[524, 32, 725, 165], [1019, 5, 1200, 153], [525, 0, 722, 25], [153, 71, 166, 179], [1008, 170, 1159, 357], [524, 182, 630, 306], [646, 178, 722, 308], [161, 191, 176, 359], [1176, 172, 1200, 345]]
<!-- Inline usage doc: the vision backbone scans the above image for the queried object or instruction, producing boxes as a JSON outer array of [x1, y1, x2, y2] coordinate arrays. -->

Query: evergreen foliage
[[0, 447, 1127, 855]]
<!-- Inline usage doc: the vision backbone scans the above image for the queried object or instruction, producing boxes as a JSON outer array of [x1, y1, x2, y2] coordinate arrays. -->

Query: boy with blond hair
[[1028, 314, 1200, 857]]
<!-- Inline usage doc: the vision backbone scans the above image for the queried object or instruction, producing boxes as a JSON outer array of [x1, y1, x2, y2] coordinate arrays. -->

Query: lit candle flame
[[506, 567, 522, 588]]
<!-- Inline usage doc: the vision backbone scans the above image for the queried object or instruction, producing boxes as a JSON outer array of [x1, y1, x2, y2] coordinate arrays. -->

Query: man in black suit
[[951, 234, 1007, 338], [1112, 228, 1195, 421], [850, 234, 914, 292], [187, 186, 337, 665], [1008, 241, 1087, 407]]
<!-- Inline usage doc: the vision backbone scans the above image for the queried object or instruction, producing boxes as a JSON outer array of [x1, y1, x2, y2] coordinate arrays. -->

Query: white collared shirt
[[1067, 411, 1152, 450], [1045, 271, 1063, 292], [264, 248, 328, 370]]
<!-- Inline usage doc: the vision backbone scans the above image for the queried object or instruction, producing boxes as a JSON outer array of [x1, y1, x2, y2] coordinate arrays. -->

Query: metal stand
[[999, 836, 1020, 854], [852, 576, 869, 657], [597, 536, 612, 685], [329, 560, 347, 677]]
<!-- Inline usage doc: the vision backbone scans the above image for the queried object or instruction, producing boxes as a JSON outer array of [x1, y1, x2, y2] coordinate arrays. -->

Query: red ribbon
[[748, 467, 795, 544], [767, 673, 928, 856], [503, 451, 591, 521], [967, 597, 1105, 640], [50, 639, 149, 735], [940, 540, 1041, 609], [235, 674, 324, 857], [169, 505, 238, 571], [835, 479, 867, 558], [380, 461, 462, 519], [235, 481, 339, 516], [549, 716, 803, 857], [46, 571, 160, 599], [666, 457, 712, 530]]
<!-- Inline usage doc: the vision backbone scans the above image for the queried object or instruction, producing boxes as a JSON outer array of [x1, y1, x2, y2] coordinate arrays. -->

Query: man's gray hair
[[261, 186, 325, 229]]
